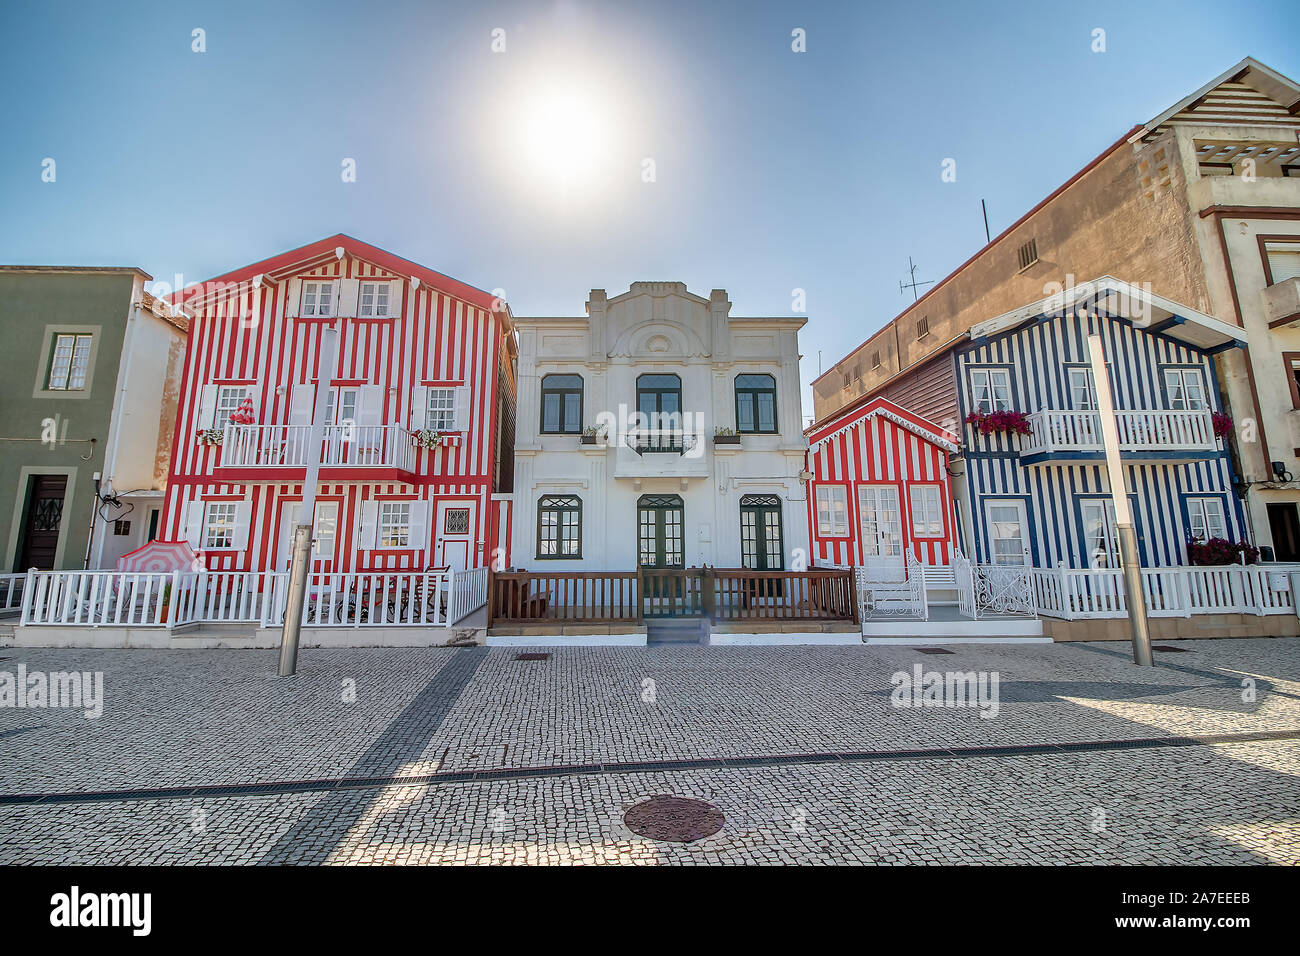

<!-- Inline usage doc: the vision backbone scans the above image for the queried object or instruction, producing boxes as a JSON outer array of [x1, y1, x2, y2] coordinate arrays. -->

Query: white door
[[435, 500, 476, 570], [859, 485, 904, 580], [985, 499, 1030, 566], [276, 501, 339, 571]]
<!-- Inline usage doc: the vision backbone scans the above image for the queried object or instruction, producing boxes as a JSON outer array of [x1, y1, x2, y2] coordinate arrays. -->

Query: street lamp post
[[278, 326, 339, 677], [1087, 332, 1153, 666]]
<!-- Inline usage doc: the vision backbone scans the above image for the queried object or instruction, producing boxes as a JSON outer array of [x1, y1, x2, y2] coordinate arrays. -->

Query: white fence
[[0, 573, 25, 615], [1030, 564, 1300, 620], [20, 566, 489, 629]]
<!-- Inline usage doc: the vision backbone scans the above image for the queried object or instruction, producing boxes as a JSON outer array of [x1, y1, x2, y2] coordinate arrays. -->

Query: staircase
[[646, 616, 710, 644]]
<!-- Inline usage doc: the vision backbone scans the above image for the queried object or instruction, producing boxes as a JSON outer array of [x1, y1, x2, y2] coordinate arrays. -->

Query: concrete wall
[[813, 132, 1211, 422], [0, 270, 140, 572], [1042, 613, 1300, 642]]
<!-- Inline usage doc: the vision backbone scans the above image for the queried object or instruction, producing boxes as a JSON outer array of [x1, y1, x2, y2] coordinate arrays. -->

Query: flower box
[[965, 410, 1031, 436], [1187, 537, 1259, 565], [713, 434, 742, 445], [195, 428, 224, 446]]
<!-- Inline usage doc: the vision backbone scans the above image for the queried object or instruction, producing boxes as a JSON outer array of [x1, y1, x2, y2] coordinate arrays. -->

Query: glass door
[[859, 485, 904, 580]]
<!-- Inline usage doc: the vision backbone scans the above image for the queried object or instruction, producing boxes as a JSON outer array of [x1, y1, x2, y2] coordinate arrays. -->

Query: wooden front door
[[18, 475, 67, 571]]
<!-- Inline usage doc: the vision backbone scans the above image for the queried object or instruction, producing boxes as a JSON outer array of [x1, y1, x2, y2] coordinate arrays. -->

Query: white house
[[510, 282, 810, 575]]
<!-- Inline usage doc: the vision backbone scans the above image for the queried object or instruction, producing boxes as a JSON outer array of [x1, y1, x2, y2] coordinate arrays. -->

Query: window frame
[[968, 367, 1013, 414], [908, 483, 945, 539], [1066, 366, 1098, 410], [1284, 351, 1300, 410], [214, 385, 248, 427], [1185, 495, 1228, 543], [635, 373, 683, 425], [1161, 366, 1209, 411], [734, 373, 779, 435], [536, 495, 583, 559], [539, 374, 584, 435], [45, 332, 94, 391], [203, 502, 239, 550], [814, 484, 850, 538], [377, 501, 412, 549], [300, 280, 337, 318], [425, 387, 457, 432], [358, 280, 392, 318]]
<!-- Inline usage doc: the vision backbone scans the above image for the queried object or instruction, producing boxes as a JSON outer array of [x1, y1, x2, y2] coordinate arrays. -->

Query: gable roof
[[1129, 57, 1300, 143], [172, 235, 505, 316], [807, 395, 958, 453], [970, 275, 1244, 351]]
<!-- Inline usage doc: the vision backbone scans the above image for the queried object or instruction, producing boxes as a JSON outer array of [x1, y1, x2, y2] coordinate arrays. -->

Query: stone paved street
[[1, 638, 1298, 864]]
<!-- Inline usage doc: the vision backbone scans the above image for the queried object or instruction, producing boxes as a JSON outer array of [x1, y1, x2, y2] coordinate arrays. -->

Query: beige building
[[813, 57, 1300, 559]]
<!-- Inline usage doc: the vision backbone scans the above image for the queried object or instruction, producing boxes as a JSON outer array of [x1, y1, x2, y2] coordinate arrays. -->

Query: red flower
[[1211, 412, 1233, 439], [966, 410, 1031, 436]]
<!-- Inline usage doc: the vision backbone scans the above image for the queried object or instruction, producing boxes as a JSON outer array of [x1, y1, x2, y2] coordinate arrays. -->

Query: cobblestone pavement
[[1, 638, 1298, 864]]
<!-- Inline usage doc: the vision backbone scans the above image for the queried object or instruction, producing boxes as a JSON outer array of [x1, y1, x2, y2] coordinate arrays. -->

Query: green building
[[0, 267, 187, 574]]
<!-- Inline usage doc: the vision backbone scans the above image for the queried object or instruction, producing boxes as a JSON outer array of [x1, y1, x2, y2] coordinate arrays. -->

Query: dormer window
[[301, 280, 336, 317]]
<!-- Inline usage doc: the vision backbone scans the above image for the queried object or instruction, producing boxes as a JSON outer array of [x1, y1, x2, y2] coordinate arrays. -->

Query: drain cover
[[916, 647, 954, 655], [1151, 645, 1189, 653], [515, 652, 550, 661], [624, 795, 724, 843]]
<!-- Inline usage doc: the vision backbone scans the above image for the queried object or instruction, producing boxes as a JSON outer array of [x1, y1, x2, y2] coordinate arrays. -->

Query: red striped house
[[161, 236, 516, 574], [805, 397, 959, 572]]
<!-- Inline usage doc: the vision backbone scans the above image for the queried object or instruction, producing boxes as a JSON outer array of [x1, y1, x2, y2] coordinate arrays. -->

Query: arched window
[[537, 495, 582, 558], [540, 374, 583, 434], [735, 374, 777, 433]]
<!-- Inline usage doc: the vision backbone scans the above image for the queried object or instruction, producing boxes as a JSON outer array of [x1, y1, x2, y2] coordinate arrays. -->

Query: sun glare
[[516, 83, 611, 191]]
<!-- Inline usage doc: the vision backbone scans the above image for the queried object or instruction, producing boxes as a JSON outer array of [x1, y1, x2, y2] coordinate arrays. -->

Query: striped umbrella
[[229, 396, 256, 424], [117, 540, 204, 574]]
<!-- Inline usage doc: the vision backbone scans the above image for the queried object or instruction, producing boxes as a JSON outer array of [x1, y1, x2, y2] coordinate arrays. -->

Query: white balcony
[[1020, 409, 1217, 458], [220, 424, 417, 474], [613, 429, 709, 480]]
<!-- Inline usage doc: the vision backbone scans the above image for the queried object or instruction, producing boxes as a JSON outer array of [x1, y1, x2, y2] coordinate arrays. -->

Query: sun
[[517, 83, 611, 190]]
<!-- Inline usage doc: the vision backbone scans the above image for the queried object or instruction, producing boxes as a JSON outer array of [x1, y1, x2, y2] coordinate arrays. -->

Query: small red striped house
[[805, 397, 959, 574], [161, 236, 516, 574]]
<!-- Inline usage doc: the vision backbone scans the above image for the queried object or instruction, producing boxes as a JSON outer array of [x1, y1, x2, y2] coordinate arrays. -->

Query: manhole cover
[[515, 652, 550, 661], [624, 795, 724, 843]]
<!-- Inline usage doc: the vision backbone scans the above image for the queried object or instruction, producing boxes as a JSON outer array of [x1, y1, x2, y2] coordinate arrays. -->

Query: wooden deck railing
[[487, 567, 858, 626], [489, 571, 641, 624]]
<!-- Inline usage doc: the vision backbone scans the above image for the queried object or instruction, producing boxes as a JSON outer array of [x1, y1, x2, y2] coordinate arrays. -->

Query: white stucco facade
[[511, 282, 810, 572]]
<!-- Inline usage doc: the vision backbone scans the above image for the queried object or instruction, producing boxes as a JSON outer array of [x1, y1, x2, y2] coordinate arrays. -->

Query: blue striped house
[[951, 279, 1247, 572]]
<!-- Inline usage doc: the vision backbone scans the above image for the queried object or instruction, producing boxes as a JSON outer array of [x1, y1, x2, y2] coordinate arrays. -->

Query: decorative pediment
[[608, 321, 710, 360]]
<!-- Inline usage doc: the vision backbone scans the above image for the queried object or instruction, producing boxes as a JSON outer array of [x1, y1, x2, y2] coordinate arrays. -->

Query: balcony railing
[[221, 424, 417, 473], [1020, 409, 1216, 457]]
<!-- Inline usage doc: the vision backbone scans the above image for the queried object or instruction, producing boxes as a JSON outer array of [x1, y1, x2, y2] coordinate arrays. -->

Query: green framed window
[[540, 374, 583, 434], [46, 333, 94, 390], [537, 495, 582, 558], [735, 374, 777, 434]]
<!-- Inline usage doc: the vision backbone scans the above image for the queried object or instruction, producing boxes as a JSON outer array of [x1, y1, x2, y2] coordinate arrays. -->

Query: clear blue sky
[[3, 0, 1298, 420]]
